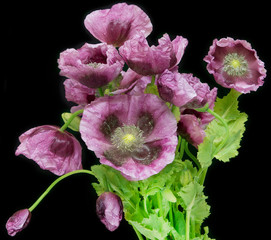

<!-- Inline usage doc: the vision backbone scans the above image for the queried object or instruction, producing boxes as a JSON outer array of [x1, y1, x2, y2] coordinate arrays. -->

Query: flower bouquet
[[6, 3, 267, 240]]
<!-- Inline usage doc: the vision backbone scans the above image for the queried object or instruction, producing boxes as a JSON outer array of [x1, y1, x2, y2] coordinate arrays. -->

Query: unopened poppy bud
[[6, 209, 31, 236], [96, 192, 123, 231]]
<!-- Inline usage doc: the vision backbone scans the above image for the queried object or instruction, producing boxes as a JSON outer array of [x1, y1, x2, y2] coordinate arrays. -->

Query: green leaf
[[197, 89, 248, 168], [163, 188, 177, 203], [129, 213, 174, 240], [173, 210, 186, 237], [61, 112, 81, 132], [139, 159, 182, 197], [177, 181, 210, 223]]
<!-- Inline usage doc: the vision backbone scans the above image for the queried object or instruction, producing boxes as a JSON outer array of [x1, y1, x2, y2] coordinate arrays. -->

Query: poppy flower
[[204, 37, 266, 93], [58, 43, 124, 88], [119, 32, 188, 76], [84, 3, 152, 47], [80, 94, 177, 180]]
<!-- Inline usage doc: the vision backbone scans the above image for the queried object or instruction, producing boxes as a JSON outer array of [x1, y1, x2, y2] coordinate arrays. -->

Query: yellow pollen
[[230, 59, 241, 68], [122, 134, 135, 144]]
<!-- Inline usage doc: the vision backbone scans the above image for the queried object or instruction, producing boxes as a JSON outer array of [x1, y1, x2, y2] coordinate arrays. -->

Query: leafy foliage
[[91, 159, 212, 240], [198, 89, 248, 168]]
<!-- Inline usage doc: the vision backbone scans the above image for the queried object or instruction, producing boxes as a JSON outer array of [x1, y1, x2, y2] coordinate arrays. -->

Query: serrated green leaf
[[197, 89, 248, 167], [129, 213, 173, 240], [178, 181, 210, 223]]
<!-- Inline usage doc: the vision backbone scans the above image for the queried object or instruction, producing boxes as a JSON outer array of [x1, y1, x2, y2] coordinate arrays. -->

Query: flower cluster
[[7, 2, 266, 238]]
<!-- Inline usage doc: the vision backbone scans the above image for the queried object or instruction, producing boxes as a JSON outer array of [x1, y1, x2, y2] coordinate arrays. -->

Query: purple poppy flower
[[96, 192, 123, 231], [112, 68, 152, 96], [15, 125, 82, 176], [157, 70, 197, 107], [181, 73, 218, 110], [204, 37, 266, 93], [119, 32, 188, 76], [80, 94, 177, 181], [58, 43, 124, 88], [6, 209, 31, 236], [177, 76, 217, 147], [84, 3, 152, 47]]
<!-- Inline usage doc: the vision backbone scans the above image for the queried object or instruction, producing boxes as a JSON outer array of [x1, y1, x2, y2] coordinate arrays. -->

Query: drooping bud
[[96, 192, 123, 231], [6, 209, 31, 236]]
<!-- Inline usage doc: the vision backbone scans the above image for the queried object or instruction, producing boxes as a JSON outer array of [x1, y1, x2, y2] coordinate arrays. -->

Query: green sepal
[[61, 112, 81, 132]]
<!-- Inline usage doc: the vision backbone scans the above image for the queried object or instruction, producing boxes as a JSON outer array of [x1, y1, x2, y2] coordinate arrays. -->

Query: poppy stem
[[59, 109, 84, 132], [28, 169, 94, 212]]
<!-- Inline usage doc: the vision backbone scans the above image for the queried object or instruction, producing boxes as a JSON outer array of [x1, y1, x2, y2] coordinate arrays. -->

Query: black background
[[2, 0, 271, 239]]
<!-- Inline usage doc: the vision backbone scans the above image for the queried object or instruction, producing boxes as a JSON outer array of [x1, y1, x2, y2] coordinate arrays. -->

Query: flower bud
[[96, 192, 123, 231], [6, 209, 31, 236]]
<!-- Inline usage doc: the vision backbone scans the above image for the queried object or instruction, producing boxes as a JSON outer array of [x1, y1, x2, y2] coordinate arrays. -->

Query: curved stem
[[207, 108, 230, 156], [184, 141, 201, 169], [28, 169, 93, 212], [176, 136, 186, 160], [59, 109, 84, 132]]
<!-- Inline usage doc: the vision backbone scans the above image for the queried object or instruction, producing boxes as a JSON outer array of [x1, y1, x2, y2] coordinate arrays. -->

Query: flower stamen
[[111, 125, 144, 152], [223, 53, 248, 76]]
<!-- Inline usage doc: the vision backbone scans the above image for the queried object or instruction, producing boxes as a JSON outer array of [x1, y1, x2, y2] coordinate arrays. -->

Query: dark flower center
[[101, 112, 160, 166]]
